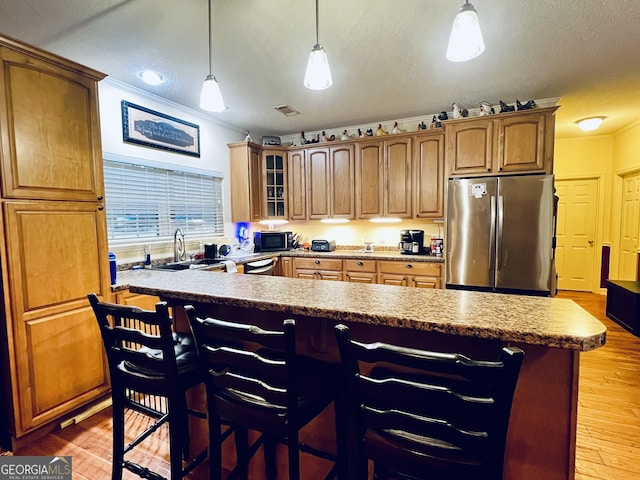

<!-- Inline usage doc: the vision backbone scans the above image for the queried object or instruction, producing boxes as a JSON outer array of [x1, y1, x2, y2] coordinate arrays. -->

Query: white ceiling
[[1, 0, 639, 139]]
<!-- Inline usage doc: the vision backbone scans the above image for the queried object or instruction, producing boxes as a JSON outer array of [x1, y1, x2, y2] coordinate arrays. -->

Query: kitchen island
[[128, 269, 606, 480]]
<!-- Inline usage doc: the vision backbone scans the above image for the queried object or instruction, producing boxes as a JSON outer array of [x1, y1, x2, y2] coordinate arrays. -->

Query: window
[[104, 158, 223, 242]]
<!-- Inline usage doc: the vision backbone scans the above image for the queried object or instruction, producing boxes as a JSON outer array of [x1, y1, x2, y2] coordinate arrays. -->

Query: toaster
[[311, 239, 336, 252]]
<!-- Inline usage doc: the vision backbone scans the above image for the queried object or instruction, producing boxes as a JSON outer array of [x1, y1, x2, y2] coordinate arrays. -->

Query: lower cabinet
[[292, 257, 344, 281], [115, 290, 161, 310], [282, 256, 443, 289], [344, 259, 377, 284], [378, 261, 443, 289]]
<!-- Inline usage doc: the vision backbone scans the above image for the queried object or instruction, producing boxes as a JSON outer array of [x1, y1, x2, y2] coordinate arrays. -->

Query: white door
[[555, 179, 598, 291], [619, 172, 640, 280]]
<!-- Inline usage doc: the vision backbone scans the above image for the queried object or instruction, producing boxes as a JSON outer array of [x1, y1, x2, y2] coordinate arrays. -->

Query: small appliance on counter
[[399, 230, 429, 255], [254, 231, 293, 252], [311, 239, 336, 252]]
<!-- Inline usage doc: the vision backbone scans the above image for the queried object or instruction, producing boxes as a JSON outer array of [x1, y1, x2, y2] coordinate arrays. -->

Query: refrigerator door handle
[[489, 196, 497, 273], [497, 195, 504, 271]]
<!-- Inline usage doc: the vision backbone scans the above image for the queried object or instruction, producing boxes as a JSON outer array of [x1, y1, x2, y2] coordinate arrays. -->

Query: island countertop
[[127, 269, 606, 352]]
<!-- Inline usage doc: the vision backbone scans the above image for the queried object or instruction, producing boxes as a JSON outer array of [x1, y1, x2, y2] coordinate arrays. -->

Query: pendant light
[[303, 0, 333, 90], [200, 0, 225, 112], [446, 1, 485, 62]]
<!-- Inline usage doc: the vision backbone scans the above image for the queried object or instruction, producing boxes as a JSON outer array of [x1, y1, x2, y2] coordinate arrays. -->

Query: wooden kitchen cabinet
[[287, 150, 307, 220], [0, 35, 110, 448], [276, 256, 293, 277], [292, 257, 344, 281], [344, 259, 377, 284], [413, 132, 445, 218], [229, 142, 263, 222], [356, 137, 412, 218], [263, 149, 287, 219], [115, 290, 161, 310], [378, 260, 443, 288], [445, 107, 557, 177], [306, 145, 355, 220]]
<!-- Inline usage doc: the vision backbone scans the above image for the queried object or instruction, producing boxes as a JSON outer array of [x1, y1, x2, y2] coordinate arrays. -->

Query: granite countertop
[[126, 269, 606, 352]]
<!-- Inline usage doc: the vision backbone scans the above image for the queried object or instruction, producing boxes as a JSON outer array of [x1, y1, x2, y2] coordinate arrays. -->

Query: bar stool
[[334, 324, 524, 480], [185, 306, 340, 480], [88, 293, 209, 480]]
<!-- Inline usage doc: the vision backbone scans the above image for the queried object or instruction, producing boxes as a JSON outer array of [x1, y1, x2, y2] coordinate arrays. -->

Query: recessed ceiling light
[[139, 70, 164, 86], [576, 116, 606, 131]]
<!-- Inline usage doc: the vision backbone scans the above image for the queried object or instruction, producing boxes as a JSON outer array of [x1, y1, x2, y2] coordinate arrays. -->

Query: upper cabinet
[[306, 145, 355, 220], [263, 149, 287, 219], [356, 137, 412, 219], [287, 149, 307, 220], [229, 107, 556, 222], [229, 142, 263, 222], [445, 107, 557, 177], [413, 132, 445, 218], [0, 44, 104, 202]]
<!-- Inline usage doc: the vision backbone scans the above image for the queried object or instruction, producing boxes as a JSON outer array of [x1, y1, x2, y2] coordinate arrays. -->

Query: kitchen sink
[[151, 258, 222, 271]]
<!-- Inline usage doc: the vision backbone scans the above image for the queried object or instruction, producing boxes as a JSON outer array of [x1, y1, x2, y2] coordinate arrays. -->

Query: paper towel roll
[[221, 260, 237, 273]]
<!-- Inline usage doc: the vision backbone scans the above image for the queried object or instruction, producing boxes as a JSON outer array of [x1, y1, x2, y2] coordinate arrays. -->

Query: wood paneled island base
[[128, 269, 606, 480]]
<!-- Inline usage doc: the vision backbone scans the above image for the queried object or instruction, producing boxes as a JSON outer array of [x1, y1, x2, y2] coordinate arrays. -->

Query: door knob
[[588, 240, 594, 246]]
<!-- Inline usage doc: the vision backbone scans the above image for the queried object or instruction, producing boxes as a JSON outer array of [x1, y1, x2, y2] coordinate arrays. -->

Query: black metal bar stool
[[88, 293, 209, 480], [185, 305, 340, 480], [335, 324, 524, 480]]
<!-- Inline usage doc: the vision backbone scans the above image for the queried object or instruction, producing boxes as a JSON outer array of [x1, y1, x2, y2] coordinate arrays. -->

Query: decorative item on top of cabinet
[[445, 106, 557, 177], [0, 33, 111, 444]]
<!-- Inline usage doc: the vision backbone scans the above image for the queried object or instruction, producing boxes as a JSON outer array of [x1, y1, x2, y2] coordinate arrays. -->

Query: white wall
[[99, 78, 245, 264]]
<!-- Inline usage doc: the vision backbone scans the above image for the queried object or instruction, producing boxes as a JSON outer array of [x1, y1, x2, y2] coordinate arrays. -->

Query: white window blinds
[[104, 159, 224, 241]]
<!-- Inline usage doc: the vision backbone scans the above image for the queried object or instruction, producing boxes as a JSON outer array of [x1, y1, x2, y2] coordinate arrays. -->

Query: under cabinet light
[[320, 218, 349, 224], [369, 218, 402, 223]]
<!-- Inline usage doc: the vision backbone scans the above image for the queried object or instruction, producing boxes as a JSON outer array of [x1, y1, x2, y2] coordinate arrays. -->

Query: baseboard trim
[[59, 397, 112, 429]]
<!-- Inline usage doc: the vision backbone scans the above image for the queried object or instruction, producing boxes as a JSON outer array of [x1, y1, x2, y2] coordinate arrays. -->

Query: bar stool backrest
[[335, 324, 524, 480]]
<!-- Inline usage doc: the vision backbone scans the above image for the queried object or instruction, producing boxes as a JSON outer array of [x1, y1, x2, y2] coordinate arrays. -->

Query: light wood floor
[[12, 291, 640, 479]]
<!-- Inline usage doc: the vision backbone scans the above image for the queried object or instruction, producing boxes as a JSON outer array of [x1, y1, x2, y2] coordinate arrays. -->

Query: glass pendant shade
[[304, 44, 333, 90], [200, 74, 225, 112], [446, 1, 485, 62]]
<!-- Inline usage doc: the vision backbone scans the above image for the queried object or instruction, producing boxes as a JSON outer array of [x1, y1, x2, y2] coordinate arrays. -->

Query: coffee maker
[[400, 230, 426, 254]]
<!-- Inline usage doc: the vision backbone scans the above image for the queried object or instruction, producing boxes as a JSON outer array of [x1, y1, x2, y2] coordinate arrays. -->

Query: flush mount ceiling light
[[303, 0, 333, 90], [200, 0, 225, 112], [446, 1, 485, 62], [576, 116, 606, 131], [138, 70, 163, 86]]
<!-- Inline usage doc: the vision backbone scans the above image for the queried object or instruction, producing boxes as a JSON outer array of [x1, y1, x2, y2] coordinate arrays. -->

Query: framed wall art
[[121, 100, 201, 157]]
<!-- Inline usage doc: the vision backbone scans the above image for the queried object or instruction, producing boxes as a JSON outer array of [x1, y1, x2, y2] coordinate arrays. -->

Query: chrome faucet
[[173, 228, 186, 262]]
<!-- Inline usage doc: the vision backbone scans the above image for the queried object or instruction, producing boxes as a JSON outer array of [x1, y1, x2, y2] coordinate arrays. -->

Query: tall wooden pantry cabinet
[[0, 34, 111, 449]]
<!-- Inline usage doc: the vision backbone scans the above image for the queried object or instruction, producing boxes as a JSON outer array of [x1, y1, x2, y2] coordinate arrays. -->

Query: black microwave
[[254, 231, 293, 252]]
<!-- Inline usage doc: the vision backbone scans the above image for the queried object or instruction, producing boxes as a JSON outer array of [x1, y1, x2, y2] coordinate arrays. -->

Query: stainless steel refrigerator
[[446, 174, 557, 296]]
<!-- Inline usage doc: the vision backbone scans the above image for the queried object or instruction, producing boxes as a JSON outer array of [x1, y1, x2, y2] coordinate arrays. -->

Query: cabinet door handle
[[315, 260, 320, 265], [98, 204, 104, 211], [357, 261, 364, 266], [405, 264, 413, 269], [97, 195, 104, 201]]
